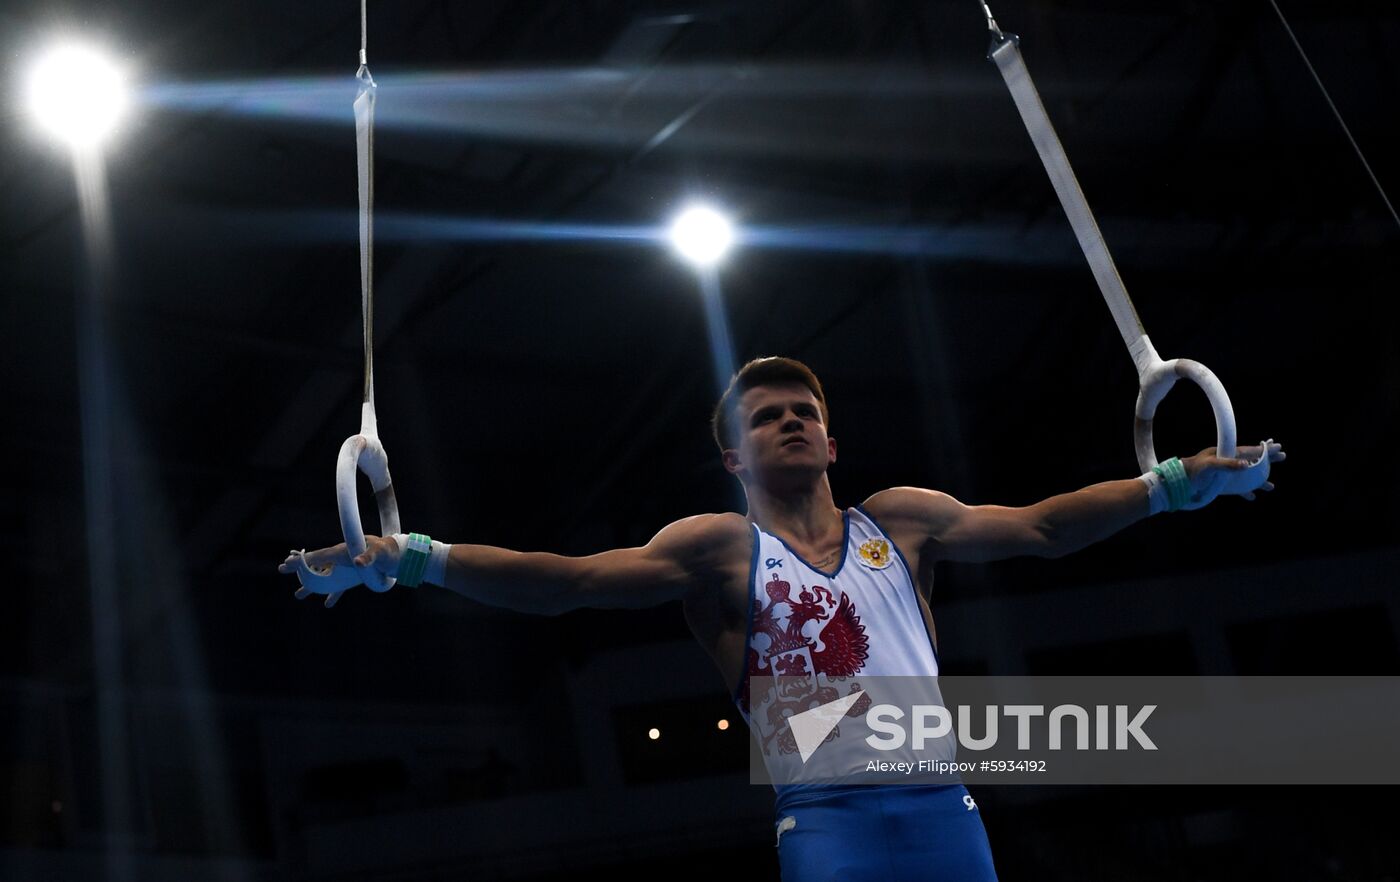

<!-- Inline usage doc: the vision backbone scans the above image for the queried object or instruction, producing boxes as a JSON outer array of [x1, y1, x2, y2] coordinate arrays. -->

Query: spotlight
[[647, 727, 661, 741], [668, 204, 734, 268], [26, 42, 130, 149], [717, 719, 730, 731]]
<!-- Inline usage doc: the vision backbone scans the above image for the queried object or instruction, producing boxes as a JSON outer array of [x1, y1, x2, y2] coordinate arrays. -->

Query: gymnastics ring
[[291, 408, 402, 596], [335, 404, 401, 592], [1133, 352, 1236, 472], [1131, 342, 1274, 507]]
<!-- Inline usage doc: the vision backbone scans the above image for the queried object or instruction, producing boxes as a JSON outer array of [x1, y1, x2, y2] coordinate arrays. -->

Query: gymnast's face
[[724, 382, 836, 487]]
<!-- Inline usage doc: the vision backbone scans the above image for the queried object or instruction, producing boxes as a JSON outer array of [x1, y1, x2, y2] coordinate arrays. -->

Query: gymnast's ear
[[722, 448, 744, 475]]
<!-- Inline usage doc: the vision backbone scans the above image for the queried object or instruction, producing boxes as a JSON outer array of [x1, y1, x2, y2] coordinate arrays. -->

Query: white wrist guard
[[426, 538, 450, 587], [1138, 469, 1170, 516]]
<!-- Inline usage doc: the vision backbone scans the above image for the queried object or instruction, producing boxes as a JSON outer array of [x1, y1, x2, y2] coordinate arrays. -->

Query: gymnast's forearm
[[1031, 478, 1150, 558], [438, 544, 583, 616]]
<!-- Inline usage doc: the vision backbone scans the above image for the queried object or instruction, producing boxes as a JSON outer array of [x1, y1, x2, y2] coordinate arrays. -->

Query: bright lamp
[[26, 43, 130, 149], [668, 204, 734, 268]]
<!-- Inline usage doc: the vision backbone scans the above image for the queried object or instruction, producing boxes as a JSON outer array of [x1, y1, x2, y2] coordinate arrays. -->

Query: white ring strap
[[294, 5, 400, 597], [985, 28, 1237, 468]]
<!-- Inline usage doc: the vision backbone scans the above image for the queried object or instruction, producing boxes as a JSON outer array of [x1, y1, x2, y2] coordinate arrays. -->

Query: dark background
[[2, 0, 1398, 879]]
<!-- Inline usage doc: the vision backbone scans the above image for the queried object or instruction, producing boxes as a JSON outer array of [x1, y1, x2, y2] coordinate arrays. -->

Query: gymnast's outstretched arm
[[279, 512, 751, 614], [862, 443, 1285, 565]]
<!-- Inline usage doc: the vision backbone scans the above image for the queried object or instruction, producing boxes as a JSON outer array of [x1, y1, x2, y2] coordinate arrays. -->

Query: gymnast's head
[[712, 356, 836, 488]]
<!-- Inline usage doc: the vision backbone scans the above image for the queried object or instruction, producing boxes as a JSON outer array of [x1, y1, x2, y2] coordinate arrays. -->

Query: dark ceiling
[[1, 0, 1398, 876]]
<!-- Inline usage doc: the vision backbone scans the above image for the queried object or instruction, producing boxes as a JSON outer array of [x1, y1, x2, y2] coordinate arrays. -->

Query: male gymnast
[[280, 355, 1283, 881]]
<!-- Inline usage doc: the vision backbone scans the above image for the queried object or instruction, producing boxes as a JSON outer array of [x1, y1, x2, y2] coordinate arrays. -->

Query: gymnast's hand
[[1180, 440, 1286, 507], [277, 535, 401, 608]]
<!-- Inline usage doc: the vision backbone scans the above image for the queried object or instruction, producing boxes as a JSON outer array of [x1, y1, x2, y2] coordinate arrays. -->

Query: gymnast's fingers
[[301, 543, 352, 571], [1208, 455, 1249, 471], [324, 590, 343, 609], [352, 545, 381, 567], [1239, 441, 1285, 463], [352, 535, 399, 571], [294, 586, 311, 600]]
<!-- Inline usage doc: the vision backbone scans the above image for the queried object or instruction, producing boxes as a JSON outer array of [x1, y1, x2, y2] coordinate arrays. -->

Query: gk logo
[[963, 795, 977, 812], [765, 557, 784, 570]]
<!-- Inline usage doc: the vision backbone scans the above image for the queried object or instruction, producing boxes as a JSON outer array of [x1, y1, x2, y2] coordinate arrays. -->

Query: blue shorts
[[774, 784, 998, 882]]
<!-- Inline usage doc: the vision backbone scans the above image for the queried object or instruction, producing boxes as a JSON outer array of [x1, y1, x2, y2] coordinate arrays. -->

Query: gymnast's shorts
[[774, 783, 998, 882]]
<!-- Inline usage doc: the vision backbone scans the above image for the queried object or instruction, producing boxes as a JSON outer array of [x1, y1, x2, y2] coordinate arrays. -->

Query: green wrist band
[[396, 532, 431, 587], [1152, 457, 1189, 512]]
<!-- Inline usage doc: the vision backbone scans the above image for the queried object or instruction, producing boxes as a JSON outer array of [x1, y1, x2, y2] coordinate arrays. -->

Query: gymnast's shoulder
[[858, 486, 970, 545], [646, 511, 752, 561], [861, 486, 963, 522]]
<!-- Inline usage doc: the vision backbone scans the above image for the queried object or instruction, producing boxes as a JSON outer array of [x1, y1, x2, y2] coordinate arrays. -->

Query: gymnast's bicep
[[570, 513, 750, 610], [863, 486, 1049, 564]]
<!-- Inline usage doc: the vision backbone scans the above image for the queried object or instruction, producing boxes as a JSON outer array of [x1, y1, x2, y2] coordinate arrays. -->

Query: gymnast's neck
[[743, 475, 844, 548]]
